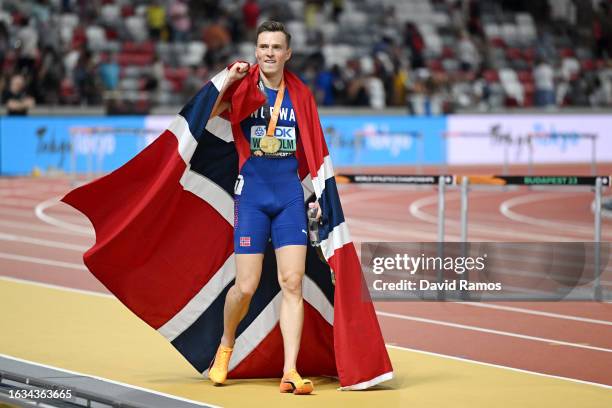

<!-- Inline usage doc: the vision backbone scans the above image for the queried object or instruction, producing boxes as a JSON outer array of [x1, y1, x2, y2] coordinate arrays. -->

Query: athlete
[[207, 21, 320, 395]]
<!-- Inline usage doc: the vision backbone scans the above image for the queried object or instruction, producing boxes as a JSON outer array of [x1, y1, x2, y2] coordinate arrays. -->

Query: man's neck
[[260, 70, 283, 90]]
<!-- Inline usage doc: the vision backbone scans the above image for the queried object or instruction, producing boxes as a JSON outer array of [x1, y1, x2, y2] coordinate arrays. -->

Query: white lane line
[[0, 354, 221, 408], [0, 232, 89, 251], [0, 219, 91, 236], [461, 303, 612, 326], [500, 193, 612, 237], [0, 276, 109, 298], [376, 311, 612, 354], [386, 345, 612, 390], [409, 192, 584, 241], [35, 196, 92, 234], [0, 252, 86, 270]]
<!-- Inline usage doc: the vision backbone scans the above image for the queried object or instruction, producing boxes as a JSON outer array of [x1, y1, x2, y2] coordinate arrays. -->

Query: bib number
[[234, 175, 244, 195]]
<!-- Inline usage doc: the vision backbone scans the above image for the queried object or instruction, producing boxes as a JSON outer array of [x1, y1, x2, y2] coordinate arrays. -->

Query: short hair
[[256, 21, 291, 48]]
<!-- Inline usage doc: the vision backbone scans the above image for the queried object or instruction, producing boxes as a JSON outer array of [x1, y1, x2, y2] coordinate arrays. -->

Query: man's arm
[[6, 96, 35, 112], [210, 62, 250, 117]]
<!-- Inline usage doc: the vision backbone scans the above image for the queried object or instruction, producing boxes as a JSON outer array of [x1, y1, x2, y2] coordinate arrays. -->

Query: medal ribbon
[[260, 77, 285, 137]]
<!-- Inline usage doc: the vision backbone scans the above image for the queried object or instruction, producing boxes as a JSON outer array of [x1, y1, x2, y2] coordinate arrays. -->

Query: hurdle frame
[[337, 173, 611, 301]]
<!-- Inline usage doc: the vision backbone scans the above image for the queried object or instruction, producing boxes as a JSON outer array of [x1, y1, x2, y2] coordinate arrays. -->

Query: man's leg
[[275, 245, 307, 373], [221, 253, 264, 347], [209, 253, 263, 385]]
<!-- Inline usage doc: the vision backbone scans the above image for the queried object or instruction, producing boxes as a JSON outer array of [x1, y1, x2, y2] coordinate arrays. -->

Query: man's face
[[255, 31, 291, 77], [10, 76, 24, 93]]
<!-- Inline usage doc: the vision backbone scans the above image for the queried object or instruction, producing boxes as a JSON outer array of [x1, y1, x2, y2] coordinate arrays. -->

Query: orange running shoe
[[208, 344, 233, 385], [279, 369, 314, 395]]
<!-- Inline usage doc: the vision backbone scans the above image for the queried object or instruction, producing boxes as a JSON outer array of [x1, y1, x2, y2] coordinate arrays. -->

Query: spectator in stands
[[332, 0, 345, 22], [458, 31, 480, 72], [367, 71, 386, 109], [473, 67, 492, 111], [590, 61, 612, 106], [99, 52, 120, 91], [242, 0, 260, 41], [147, 1, 166, 41], [0, 22, 8, 70], [313, 65, 335, 106], [202, 22, 231, 70], [169, 0, 191, 42], [404, 23, 425, 69], [144, 55, 165, 104], [593, 1, 612, 59], [2, 74, 35, 115], [38, 46, 63, 105], [16, 17, 38, 75], [345, 59, 369, 106], [391, 64, 409, 106], [533, 58, 556, 107], [73, 50, 100, 105], [305, 0, 323, 32]]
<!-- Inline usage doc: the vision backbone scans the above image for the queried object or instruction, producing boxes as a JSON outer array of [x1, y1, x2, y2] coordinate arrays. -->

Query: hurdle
[[336, 173, 611, 300]]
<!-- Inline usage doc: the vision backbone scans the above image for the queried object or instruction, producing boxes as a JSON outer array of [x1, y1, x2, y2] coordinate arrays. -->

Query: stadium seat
[[86, 26, 107, 50], [180, 42, 207, 67], [101, 4, 120, 25], [125, 16, 148, 42], [483, 69, 500, 82]]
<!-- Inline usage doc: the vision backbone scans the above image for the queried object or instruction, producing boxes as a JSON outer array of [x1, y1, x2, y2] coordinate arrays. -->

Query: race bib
[[250, 126, 297, 153]]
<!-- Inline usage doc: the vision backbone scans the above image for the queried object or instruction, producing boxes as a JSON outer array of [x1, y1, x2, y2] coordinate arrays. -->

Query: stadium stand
[[1, 0, 611, 113]]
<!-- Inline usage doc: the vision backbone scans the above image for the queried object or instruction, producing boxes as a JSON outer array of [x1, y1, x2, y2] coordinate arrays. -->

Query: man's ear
[[286, 48, 292, 61]]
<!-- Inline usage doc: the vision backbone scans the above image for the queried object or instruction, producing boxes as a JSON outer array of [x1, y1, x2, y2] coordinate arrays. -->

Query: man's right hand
[[227, 62, 250, 85]]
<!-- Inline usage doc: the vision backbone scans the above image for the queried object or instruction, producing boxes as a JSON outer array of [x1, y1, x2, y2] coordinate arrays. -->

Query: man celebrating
[[63, 20, 392, 396], [207, 21, 317, 394]]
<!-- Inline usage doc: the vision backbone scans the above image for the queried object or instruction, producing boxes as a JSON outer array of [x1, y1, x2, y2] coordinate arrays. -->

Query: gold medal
[[260, 135, 281, 153], [255, 76, 286, 155]]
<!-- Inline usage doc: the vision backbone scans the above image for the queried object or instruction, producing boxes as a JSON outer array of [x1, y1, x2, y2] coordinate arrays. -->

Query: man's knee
[[234, 281, 258, 300], [279, 272, 303, 296]]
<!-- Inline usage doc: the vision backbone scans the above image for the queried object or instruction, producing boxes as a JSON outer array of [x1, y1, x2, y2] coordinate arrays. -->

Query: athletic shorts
[[233, 156, 307, 254]]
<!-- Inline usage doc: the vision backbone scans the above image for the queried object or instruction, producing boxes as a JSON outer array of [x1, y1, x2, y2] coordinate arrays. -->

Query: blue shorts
[[234, 157, 307, 254]]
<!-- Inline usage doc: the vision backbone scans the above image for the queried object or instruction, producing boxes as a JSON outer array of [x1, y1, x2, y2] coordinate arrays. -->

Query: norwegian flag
[[62, 64, 393, 389]]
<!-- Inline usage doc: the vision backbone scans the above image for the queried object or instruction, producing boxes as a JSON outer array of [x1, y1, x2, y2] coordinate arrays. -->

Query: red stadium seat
[[165, 67, 190, 92], [427, 59, 444, 72], [490, 37, 506, 48], [506, 47, 522, 60], [522, 47, 536, 62], [117, 52, 154, 66], [122, 41, 155, 54], [483, 69, 499, 82], [581, 59, 595, 71], [517, 70, 533, 83]]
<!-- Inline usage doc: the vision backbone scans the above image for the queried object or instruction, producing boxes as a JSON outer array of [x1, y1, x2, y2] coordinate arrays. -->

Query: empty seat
[[181, 41, 207, 66], [125, 16, 148, 42], [86, 26, 106, 50], [101, 4, 120, 25]]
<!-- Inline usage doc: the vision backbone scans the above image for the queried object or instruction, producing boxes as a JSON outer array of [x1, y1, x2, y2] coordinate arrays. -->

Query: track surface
[[0, 163, 611, 405]]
